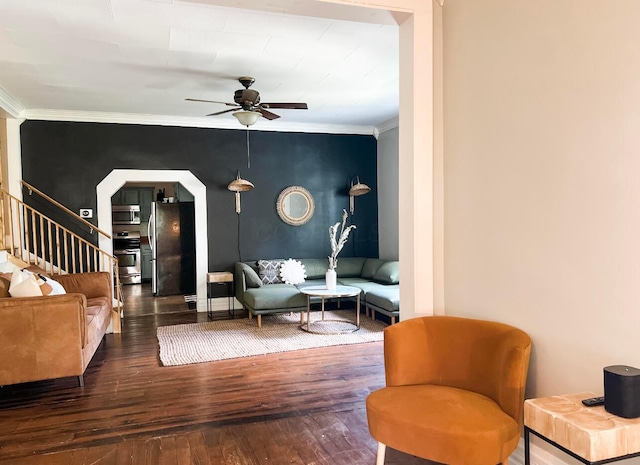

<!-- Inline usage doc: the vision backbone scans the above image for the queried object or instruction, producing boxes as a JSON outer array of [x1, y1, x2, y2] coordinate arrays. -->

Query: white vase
[[325, 268, 337, 290]]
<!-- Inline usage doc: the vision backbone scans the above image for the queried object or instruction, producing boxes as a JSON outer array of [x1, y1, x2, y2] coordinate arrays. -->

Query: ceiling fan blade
[[260, 103, 308, 110], [206, 107, 240, 116], [257, 108, 281, 120], [186, 98, 237, 106]]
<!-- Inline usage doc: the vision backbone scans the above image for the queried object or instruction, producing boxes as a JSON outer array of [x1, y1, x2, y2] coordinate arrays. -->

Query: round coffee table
[[299, 285, 361, 334]]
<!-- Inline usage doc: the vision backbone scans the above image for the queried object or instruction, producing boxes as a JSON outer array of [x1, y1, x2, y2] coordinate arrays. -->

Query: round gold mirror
[[276, 186, 315, 226]]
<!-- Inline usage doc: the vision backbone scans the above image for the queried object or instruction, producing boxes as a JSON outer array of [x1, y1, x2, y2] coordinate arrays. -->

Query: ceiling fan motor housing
[[234, 89, 260, 107]]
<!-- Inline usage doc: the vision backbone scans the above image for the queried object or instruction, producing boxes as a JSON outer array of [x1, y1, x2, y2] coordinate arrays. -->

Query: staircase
[[0, 182, 123, 332]]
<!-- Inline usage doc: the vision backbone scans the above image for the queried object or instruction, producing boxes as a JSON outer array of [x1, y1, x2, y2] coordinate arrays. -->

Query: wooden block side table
[[524, 392, 640, 465], [206, 272, 234, 320]]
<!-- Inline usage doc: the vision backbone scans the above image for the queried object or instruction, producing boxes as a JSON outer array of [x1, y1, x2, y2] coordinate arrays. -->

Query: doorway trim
[[96, 169, 208, 311]]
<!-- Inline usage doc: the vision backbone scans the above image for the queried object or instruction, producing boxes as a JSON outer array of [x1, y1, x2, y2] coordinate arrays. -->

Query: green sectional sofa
[[234, 257, 400, 328]]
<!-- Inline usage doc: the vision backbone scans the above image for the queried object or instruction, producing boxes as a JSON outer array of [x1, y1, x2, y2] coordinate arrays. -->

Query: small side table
[[207, 272, 235, 320], [524, 392, 640, 465]]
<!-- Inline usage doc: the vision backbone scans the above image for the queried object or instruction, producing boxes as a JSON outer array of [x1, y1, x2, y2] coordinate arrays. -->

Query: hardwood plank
[[174, 434, 191, 465], [186, 431, 211, 465], [84, 444, 118, 465], [114, 441, 134, 465], [158, 437, 177, 465], [144, 437, 162, 465]]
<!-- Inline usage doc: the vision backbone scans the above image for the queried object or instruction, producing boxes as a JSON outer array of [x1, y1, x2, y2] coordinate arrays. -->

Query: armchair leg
[[376, 443, 386, 465], [78, 375, 84, 387]]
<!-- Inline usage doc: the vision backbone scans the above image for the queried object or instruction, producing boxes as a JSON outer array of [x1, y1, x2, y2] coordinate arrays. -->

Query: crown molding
[[0, 86, 25, 118], [374, 116, 399, 138], [22, 109, 378, 136]]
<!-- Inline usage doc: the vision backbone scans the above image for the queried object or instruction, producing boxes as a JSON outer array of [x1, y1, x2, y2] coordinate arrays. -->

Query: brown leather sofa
[[0, 271, 113, 387]]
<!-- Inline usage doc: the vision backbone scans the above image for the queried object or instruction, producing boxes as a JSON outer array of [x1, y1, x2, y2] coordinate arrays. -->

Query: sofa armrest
[[56, 272, 112, 301], [234, 262, 262, 305], [0, 294, 88, 385]]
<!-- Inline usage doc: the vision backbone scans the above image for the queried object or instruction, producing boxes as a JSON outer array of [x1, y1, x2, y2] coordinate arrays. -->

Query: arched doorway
[[96, 169, 208, 311]]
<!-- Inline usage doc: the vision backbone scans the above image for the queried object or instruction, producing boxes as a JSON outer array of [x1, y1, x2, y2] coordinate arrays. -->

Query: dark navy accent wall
[[20, 121, 378, 271]]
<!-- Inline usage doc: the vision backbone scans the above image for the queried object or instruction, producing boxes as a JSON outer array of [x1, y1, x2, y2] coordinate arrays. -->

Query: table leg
[[207, 282, 211, 320], [524, 427, 530, 465], [306, 295, 311, 332], [356, 294, 360, 328], [228, 281, 235, 318], [321, 297, 325, 320]]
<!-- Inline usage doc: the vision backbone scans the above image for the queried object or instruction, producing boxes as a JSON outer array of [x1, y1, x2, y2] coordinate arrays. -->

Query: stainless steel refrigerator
[[148, 201, 196, 297]]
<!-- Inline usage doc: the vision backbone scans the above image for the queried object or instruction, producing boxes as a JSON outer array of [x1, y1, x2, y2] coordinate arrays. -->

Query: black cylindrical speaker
[[604, 365, 640, 418]]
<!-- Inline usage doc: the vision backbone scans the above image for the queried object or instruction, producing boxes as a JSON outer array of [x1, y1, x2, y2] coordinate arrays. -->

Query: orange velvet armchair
[[366, 316, 531, 465]]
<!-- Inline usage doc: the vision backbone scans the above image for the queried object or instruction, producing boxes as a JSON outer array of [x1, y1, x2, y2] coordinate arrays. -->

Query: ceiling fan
[[186, 76, 308, 123]]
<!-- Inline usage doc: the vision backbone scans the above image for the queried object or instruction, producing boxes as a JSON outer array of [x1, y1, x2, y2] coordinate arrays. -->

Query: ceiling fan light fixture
[[233, 110, 261, 127]]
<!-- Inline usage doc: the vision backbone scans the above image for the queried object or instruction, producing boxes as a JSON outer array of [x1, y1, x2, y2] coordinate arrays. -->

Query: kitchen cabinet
[[121, 189, 140, 205], [140, 244, 152, 282], [139, 188, 154, 222], [112, 188, 138, 205], [113, 187, 155, 221]]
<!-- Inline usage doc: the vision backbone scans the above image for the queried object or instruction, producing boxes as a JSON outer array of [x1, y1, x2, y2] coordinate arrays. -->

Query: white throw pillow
[[8, 269, 43, 297], [279, 259, 307, 285], [36, 273, 66, 296]]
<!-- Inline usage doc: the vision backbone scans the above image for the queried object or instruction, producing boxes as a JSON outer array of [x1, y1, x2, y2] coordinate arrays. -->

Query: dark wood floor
[[0, 283, 429, 464]]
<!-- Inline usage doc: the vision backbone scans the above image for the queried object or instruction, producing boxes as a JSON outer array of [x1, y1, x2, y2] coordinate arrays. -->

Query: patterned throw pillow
[[257, 259, 285, 285]]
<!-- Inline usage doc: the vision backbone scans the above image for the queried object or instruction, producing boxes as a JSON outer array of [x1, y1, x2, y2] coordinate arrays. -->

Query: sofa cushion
[[336, 257, 367, 277], [366, 384, 518, 465], [56, 272, 112, 299], [299, 258, 330, 280], [244, 284, 307, 311], [366, 286, 400, 312], [86, 296, 111, 315], [257, 259, 285, 284], [0, 272, 11, 298], [337, 279, 385, 298], [361, 259, 386, 279], [373, 261, 400, 284]]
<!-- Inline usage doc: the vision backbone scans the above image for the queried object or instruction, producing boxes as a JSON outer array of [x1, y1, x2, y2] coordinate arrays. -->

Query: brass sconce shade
[[228, 171, 254, 213], [233, 110, 261, 127], [349, 176, 371, 214]]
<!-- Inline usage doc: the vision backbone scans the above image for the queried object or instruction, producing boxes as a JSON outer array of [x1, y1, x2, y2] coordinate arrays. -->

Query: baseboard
[[511, 436, 572, 465]]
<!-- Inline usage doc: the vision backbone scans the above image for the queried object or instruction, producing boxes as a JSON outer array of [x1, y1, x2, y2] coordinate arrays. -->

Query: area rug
[[157, 310, 386, 366]]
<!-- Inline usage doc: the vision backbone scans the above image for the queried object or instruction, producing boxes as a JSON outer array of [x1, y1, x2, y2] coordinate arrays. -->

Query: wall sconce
[[233, 110, 261, 127], [227, 170, 254, 213], [348, 175, 371, 214]]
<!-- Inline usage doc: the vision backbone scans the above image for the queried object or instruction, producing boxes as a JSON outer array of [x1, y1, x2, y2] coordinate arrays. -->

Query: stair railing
[[21, 181, 112, 239], [0, 187, 123, 333]]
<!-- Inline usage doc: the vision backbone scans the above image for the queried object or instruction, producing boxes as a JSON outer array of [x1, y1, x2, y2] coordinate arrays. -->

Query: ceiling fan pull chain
[[246, 128, 251, 169]]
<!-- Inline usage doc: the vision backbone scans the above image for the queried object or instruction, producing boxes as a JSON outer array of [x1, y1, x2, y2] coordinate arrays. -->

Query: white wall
[[444, 0, 640, 398], [377, 125, 399, 260]]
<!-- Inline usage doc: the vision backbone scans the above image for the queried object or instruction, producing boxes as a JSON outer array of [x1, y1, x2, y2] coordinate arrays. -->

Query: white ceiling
[[0, 0, 400, 134]]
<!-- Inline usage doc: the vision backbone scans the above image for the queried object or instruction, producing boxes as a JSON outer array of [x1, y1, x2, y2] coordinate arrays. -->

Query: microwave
[[112, 205, 141, 225]]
